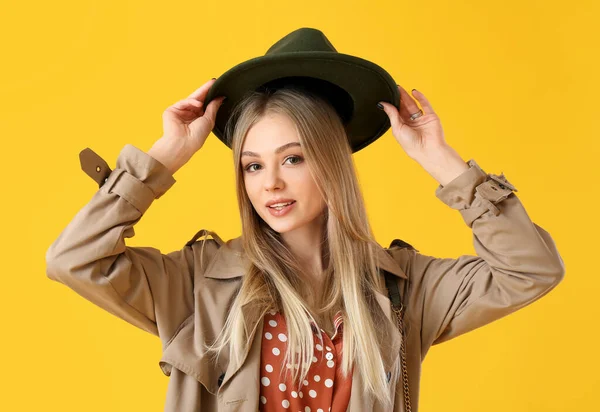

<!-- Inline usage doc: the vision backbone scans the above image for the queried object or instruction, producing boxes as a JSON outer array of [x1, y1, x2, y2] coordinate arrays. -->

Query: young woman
[[46, 28, 565, 412]]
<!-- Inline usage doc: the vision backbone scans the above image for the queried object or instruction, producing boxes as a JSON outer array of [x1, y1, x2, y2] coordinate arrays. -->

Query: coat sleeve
[[45, 144, 220, 347], [387, 159, 565, 354]]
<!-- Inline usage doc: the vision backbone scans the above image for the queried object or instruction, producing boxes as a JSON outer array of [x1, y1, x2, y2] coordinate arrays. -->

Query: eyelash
[[244, 155, 304, 173]]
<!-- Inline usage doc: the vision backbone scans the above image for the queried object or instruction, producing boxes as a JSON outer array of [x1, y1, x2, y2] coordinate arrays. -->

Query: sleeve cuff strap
[[103, 168, 156, 214], [434, 159, 489, 209], [101, 144, 177, 214]]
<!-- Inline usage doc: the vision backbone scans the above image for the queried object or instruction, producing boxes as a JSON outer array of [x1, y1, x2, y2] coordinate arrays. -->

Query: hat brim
[[204, 51, 400, 153]]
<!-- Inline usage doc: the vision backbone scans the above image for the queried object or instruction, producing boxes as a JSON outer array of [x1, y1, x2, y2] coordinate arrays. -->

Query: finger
[[174, 98, 203, 109], [187, 78, 218, 101], [378, 101, 405, 131], [202, 96, 227, 125], [398, 98, 418, 122], [410, 89, 435, 116], [396, 85, 425, 121], [178, 98, 204, 107]]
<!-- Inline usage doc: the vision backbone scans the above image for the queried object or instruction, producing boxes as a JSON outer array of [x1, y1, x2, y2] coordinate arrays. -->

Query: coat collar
[[208, 235, 406, 395], [203, 235, 408, 280]]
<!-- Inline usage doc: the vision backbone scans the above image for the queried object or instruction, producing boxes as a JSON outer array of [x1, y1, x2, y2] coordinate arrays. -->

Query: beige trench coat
[[45, 144, 565, 411]]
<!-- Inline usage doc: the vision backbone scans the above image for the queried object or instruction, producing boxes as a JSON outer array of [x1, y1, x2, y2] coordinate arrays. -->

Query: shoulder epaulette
[[185, 229, 225, 248], [388, 238, 418, 252]]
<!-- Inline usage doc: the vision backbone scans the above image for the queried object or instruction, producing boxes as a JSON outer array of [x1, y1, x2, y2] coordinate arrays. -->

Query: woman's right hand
[[149, 79, 226, 174]]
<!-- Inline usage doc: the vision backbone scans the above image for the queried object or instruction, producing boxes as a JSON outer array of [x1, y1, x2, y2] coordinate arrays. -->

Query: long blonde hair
[[204, 86, 399, 408]]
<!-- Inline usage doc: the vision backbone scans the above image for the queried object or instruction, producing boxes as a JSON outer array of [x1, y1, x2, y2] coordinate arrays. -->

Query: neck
[[281, 217, 326, 281]]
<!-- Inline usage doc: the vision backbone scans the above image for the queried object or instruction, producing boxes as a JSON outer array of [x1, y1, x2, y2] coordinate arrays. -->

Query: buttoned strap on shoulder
[[388, 238, 419, 253], [79, 147, 112, 188], [185, 229, 225, 247]]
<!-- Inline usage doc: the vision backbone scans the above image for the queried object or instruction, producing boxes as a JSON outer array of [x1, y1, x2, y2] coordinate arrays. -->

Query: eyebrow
[[241, 142, 302, 158]]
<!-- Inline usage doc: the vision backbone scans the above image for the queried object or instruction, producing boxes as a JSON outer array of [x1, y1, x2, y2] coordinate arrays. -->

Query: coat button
[[488, 173, 517, 192]]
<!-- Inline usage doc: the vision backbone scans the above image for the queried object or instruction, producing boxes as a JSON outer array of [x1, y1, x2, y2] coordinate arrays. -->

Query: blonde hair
[[204, 86, 400, 408]]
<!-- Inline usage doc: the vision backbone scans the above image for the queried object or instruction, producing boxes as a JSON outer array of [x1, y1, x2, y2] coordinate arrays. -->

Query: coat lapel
[[204, 236, 408, 406], [217, 314, 265, 409], [216, 299, 265, 394]]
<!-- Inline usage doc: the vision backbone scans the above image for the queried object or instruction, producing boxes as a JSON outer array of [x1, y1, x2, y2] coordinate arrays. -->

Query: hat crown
[[265, 28, 338, 55], [207, 27, 400, 153]]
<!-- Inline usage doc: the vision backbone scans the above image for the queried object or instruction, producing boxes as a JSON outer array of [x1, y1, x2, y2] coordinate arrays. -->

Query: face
[[241, 112, 327, 235]]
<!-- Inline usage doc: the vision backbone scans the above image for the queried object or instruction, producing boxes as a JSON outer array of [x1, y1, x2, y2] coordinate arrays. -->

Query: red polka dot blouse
[[259, 310, 353, 411]]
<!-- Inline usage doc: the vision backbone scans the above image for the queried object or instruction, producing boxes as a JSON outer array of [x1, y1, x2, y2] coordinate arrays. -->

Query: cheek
[[311, 195, 327, 215], [293, 170, 318, 193], [300, 180, 325, 212]]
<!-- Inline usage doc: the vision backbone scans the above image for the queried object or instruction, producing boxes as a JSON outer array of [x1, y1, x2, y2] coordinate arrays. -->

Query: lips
[[266, 199, 296, 208], [266, 200, 296, 217], [268, 200, 296, 208]]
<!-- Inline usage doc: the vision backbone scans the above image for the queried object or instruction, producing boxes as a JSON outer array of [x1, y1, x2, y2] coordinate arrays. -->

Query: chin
[[267, 220, 300, 234]]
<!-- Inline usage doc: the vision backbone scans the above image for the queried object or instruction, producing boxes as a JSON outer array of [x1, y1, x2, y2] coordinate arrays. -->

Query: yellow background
[[1, 0, 596, 410]]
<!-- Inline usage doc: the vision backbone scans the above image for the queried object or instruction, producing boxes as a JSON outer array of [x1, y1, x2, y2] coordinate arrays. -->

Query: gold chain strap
[[391, 302, 412, 412]]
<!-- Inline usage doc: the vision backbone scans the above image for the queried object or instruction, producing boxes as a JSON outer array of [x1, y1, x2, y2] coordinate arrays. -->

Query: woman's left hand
[[379, 85, 471, 187], [378, 85, 448, 161]]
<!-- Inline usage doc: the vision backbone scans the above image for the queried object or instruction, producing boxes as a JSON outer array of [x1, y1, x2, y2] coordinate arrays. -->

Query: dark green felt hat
[[204, 27, 400, 153]]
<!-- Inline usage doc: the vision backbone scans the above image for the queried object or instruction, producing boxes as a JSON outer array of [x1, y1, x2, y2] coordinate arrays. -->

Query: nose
[[264, 166, 284, 192]]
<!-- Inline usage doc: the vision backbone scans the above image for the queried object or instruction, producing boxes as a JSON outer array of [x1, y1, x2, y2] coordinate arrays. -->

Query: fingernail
[[377, 102, 384, 110], [212, 77, 216, 80], [412, 89, 417, 93]]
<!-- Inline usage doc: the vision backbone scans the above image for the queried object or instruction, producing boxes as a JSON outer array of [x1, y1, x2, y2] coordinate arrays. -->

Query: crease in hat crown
[[265, 28, 338, 55]]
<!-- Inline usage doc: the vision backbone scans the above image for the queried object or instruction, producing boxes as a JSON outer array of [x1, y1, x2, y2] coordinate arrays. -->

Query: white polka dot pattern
[[258, 310, 353, 411]]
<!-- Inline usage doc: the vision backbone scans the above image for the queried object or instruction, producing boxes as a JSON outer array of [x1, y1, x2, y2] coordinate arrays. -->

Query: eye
[[284, 155, 303, 165], [244, 155, 303, 173], [244, 163, 261, 172]]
